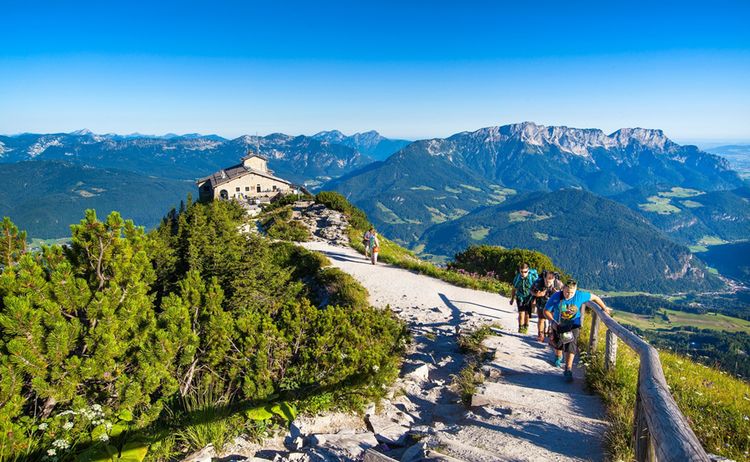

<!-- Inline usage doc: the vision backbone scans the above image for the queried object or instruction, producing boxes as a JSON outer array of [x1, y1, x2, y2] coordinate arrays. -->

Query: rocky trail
[[188, 203, 608, 462]]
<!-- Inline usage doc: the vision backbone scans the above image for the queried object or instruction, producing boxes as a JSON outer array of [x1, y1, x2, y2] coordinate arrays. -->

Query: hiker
[[369, 230, 380, 265], [531, 270, 563, 342], [544, 278, 611, 382], [509, 263, 537, 334], [363, 228, 373, 258]]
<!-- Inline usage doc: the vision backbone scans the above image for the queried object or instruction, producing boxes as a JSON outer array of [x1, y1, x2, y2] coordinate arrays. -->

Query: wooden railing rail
[[584, 301, 710, 462]]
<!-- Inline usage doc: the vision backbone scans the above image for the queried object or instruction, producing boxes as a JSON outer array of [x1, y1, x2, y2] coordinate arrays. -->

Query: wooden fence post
[[634, 376, 656, 462], [589, 309, 600, 351], [605, 329, 618, 370]]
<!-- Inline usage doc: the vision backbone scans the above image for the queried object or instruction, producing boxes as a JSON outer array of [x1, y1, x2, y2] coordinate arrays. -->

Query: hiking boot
[[554, 357, 563, 368], [564, 370, 574, 382]]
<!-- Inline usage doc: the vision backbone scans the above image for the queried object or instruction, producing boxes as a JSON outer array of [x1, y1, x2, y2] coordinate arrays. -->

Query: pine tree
[[0, 217, 27, 268]]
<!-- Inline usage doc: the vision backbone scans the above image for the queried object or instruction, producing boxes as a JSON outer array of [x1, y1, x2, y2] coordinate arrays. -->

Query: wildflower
[[98, 433, 109, 442], [91, 404, 102, 412], [372, 365, 380, 372], [38, 422, 48, 430], [104, 421, 113, 431], [47, 449, 56, 456], [62, 421, 74, 430], [57, 410, 76, 417], [52, 439, 70, 450]]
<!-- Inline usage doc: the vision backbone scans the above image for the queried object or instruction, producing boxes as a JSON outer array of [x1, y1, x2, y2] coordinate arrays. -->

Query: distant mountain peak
[[609, 127, 672, 150], [459, 122, 676, 157], [69, 128, 94, 136], [312, 130, 346, 142]]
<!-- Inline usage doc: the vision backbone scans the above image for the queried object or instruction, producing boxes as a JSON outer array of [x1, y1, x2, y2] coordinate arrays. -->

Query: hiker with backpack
[[509, 263, 538, 334], [531, 270, 563, 343], [369, 230, 380, 265], [363, 228, 373, 259], [544, 278, 611, 382]]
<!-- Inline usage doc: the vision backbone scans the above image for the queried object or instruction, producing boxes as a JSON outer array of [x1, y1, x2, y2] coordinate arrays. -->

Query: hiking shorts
[[536, 303, 548, 320], [516, 299, 533, 314], [552, 327, 581, 354]]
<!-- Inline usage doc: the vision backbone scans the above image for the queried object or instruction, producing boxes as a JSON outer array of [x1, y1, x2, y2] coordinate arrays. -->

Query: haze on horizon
[[1, 0, 749, 142]]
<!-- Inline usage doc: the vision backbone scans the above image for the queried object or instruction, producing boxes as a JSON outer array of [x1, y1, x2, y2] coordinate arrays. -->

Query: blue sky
[[1, 0, 749, 142]]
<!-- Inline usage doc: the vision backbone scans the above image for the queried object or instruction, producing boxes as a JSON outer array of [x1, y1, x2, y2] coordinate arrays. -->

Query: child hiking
[[369, 230, 380, 265], [544, 278, 611, 382], [509, 263, 537, 334], [531, 270, 563, 342], [363, 228, 373, 258]]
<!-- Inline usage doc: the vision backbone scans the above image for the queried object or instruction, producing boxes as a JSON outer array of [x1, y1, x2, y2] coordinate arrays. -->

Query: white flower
[[62, 421, 74, 430], [91, 404, 103, 412], [52, 439, 70, 450], [57, 410, 76, 417], [38, 422, 49, 430], [98, 433, 109, 442], [372, 365, 380, 372], [47, 449, 56, 456], [104, 421, 113, 431]]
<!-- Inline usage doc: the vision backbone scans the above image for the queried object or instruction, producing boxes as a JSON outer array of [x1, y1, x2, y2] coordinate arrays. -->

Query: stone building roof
[[196, 161, 292, 189]]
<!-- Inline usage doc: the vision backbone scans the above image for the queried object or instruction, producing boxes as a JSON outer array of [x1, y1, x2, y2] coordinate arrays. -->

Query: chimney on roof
[[220, 170, 226, 179]]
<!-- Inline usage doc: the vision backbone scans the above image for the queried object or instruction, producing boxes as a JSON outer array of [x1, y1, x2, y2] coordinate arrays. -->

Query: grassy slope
[[579, 310, 750, 461], [615, 309, 750, 334]]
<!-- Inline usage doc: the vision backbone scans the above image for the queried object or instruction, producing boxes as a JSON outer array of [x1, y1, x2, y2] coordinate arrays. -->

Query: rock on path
[[299, 240, 607, 462]]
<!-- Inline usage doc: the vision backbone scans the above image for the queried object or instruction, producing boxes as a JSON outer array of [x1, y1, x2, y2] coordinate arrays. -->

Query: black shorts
[[536, 304, 548, 320], [516, 299, 533, 314], [552, 327, 580, 354]]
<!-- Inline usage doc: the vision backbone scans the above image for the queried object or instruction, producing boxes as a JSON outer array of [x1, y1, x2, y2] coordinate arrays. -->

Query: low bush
[[449, 245, 568, 283], [0, 199, 406, 461]]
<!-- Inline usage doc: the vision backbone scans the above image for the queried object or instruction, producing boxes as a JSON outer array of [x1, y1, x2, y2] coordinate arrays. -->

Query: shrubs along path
[[300, 240, 607, 461]]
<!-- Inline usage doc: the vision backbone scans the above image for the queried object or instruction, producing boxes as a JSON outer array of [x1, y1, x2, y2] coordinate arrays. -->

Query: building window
[[235, 187, 240, 192], [245, 186, 250, 191], [257, 184, 261, 193], [272, 185, 277, 191]]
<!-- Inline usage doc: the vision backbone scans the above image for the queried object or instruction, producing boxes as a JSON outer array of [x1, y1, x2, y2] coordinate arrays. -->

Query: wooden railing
[[584, 301, 711, 462]]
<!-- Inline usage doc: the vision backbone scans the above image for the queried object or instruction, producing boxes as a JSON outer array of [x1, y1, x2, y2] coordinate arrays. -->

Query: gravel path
[[301, 241, 608, 462]]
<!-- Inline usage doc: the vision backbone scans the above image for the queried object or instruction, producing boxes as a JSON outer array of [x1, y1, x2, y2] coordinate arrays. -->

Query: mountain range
[[1, 122, 747, 292], [0, 129, 408, 186], [328, 122, 745, 243], [0, 160, 194, 238], [418, 189, 723, 293]]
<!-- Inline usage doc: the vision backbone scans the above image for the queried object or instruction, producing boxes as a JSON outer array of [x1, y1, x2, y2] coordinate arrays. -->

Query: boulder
[[181, 444, 216, 462]]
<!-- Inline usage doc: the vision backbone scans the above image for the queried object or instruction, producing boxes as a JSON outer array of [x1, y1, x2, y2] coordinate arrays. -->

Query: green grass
[[681, 200, 704, 208], [615, 309, 750, 334], [444, 186, 462, 193], [409, 185, 435, 191], [469, 227, 491, 241], [699, 236, 728, 246], [348, 227, 510, 295], [375, 202, 406, 224], [508, 210, 531, 222], [638, 195, 681, 214], [460, 184, 482, 192], [660, 187, 704, 198], [580, 310, 750, 461], [689, 245, 709, 253]]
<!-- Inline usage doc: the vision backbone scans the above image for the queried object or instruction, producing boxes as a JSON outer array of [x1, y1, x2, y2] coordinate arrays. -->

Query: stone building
[[196, 153, 293, 202]]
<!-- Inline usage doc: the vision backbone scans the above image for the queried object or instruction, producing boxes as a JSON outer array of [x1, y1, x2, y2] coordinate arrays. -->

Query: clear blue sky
[[1, 0, 749, 141]]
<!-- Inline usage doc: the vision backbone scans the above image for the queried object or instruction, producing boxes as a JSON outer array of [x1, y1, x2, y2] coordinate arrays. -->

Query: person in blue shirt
[[544, 278, 611, 382]]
